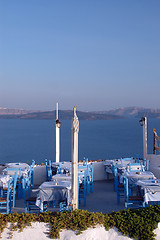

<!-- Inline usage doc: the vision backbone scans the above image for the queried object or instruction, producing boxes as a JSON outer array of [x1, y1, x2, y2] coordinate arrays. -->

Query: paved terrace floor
[[12, 179, 125, 214]]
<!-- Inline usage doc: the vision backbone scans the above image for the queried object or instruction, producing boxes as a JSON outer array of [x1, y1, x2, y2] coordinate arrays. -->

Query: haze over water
[[0, 118, 159, 165]]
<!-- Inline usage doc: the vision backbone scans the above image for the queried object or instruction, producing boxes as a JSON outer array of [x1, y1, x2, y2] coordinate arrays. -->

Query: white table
[[0, 175, 11, 188], [52, 174, 72, 181], [3, 162, 30, 177], [124, 171, 156, 184], [136, 179, 160, 204], [51, 173, 83, 183], [6, 162, 30, 170], [36, 181, 71, 211]]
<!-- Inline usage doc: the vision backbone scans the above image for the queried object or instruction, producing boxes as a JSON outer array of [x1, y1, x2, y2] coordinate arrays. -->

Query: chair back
[[57, 163, 62, 174], [7, 178, 14, 211], [134, 154, 140, 163], [123, 176, 145, 209], [89, 162, 94, 193], [13, 171, 18, 189], [6, 167, 21, 178], [143, 159, 149, 171], [59, 202, 72, 212], [0, 178, 13, 214], [83, 157, 88, 166], [22, 177, 40, 213], [45, 159, 52, 180], [6, 168, 22, 200], [123, 176, 129, 202], [11, 171, 18, 208], [30, 160, 35, 187], [120, 157, 133, 165], [22, 176, 31, 200], [78, 169, 87, 206], [127, 162, 144, 172], [89, 162, 94, 180]]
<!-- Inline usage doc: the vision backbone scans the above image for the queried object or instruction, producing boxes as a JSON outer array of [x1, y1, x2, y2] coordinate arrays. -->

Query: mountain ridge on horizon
[[0, 106, 160, 120]]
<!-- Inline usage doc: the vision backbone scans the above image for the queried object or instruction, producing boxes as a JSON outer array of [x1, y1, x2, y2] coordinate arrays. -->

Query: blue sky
[[0, 0, 160, 111]]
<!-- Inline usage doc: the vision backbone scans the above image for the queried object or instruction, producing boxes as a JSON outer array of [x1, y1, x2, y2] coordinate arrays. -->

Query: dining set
[[0, 160, 35, 214], [104, 156, 160, 209], [0, 157, 94, 214], [36, 158, 94, 212]]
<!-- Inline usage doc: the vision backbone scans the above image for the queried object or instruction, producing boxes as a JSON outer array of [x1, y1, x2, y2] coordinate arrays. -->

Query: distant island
[[0, 107, 160, 120]]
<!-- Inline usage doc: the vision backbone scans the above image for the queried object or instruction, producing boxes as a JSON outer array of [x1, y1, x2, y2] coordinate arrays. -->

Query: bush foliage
[[0, 205, 160, 239]]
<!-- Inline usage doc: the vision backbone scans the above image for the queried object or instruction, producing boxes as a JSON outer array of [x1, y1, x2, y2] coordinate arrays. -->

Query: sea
[[0, 118, 160, 165]]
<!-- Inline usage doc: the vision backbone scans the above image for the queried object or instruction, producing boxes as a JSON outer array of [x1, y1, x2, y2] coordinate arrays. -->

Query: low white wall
[[147, 154, 160, 179], [33, 162, 108, 186], [93, 162, 107, 181], [33, 156, 160, 185], [33, 165, 46, 185]]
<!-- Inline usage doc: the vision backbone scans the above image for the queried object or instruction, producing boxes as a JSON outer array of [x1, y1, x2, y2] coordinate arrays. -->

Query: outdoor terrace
[[12, 179, 125, 214]]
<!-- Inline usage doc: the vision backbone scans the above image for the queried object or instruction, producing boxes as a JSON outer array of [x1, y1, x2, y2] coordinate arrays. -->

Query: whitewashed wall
[[92, 162, 108, 181], [147, 154, 160, 179], [33, 165, 46, 185]]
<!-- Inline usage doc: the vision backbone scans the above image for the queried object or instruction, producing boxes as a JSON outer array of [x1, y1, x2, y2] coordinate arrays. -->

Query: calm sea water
[[0, 118, 160, 164]]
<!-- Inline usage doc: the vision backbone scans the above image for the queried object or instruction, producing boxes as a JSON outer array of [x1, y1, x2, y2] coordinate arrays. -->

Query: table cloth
[[36, 181, 71, 211]]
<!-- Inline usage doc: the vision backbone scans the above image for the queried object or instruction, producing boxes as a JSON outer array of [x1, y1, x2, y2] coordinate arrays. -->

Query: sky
[[0, 0, 160, 111]]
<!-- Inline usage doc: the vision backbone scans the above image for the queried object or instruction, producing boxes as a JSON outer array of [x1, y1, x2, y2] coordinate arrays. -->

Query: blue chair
[[83, 157, 88, 166], [3, 171, 18, 208], [45, 159, 52, 181], [11, 171, 18, 208], [127, 162, 144, 172], [79, 164, 90, 195], [114, 168, 124, 204], [6, 167, 22, 199], [22, 177, 31, 199], [124, 177, 145, 209], [22, 177, 41, 213], [79, 170, 87, 206], [30, 160, 35, 187], [59, 201, 72, 212], [111, 161, 117, 190], [0, 178, 13, 214], [89, 162, 94, 193]]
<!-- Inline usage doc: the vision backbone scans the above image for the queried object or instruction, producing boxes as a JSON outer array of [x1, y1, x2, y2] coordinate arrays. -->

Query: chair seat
[[26, 197, 36, 202], [129, 196, 143, 201], [0, 197, 7, 202]]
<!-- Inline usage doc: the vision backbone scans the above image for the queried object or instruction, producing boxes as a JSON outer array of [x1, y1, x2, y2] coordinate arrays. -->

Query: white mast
[[55, 102, 61, 163], [143, 117, 148, 159], [71, 106, 79, 210], [139, 117, 148, 159]]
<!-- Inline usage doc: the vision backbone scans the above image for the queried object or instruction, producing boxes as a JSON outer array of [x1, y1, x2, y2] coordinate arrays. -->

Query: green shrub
[[0, 206, 160, 239]]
